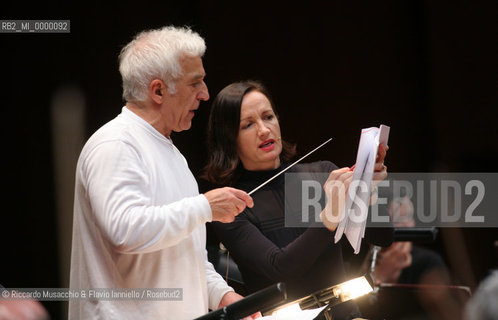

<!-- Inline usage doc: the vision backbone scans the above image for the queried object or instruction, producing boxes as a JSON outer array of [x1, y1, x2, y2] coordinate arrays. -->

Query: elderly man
[[69, 26, 254, 319]]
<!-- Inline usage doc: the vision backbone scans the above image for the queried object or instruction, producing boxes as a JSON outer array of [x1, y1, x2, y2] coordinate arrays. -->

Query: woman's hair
[[118, 25, 206, 102], [203, 80, 296, 186]]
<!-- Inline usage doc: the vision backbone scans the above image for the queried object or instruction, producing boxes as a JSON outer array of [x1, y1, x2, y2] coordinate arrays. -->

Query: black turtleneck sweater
[[211, 161, 350, 300]]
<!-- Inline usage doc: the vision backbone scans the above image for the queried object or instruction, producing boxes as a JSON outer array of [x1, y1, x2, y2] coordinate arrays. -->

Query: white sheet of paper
[[259, 305, 327, 320], [334, 125, 390, 253]]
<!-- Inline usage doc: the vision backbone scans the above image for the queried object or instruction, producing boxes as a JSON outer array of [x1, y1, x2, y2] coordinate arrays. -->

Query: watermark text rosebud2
[[284, 173, 497, 228]]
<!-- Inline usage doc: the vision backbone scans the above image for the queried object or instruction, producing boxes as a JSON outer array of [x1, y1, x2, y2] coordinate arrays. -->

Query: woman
[[203, 80, 388, 318]]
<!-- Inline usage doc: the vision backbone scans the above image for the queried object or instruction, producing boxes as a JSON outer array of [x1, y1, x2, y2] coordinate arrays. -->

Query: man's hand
[[204, 187, 254, 223], [374, 241, 412, 284], [218, 291, 262, 319]]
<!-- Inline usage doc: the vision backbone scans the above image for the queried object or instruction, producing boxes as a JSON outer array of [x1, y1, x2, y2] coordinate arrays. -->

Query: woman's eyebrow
[[240, 115, 253, 122], [241, 109, 274, 122]]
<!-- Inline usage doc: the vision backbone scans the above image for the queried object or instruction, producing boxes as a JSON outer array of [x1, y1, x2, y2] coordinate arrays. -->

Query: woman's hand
[[320, 168, 353, 231], [373, 144, 388, 182], [371, 144, 389, 204], [321, 144, 389, 230]]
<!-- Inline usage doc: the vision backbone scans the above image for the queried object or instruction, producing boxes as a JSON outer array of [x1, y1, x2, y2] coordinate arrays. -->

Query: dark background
[[1, 1, 496, 319]]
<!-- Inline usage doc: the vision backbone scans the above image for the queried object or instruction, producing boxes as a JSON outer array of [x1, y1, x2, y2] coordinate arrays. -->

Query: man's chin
[[174, 123, 192, 133]]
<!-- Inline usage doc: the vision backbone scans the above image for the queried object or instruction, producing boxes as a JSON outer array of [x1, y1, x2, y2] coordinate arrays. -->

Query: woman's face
[[236, 90, 282, 171]]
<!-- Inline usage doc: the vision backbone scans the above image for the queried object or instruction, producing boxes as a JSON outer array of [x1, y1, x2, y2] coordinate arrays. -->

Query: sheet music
[[259, 305, 327, 320], [334, 125, 390, 253]]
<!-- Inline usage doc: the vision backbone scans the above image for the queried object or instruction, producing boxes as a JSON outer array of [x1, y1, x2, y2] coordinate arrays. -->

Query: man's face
[[163, 55, 209, 133]]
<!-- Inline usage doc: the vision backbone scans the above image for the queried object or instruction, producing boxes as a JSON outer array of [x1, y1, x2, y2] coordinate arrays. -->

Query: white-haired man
[[69, 26, 255, 319]]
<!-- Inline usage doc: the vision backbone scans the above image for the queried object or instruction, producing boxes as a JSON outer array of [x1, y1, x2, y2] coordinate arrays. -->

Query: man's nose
[[198, 81, 209, 101]]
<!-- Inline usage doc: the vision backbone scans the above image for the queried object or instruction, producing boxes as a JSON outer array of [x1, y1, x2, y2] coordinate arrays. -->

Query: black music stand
[[193, 282, 287, 320], [195, 275, 375, 320], [265, 275, 374, 320], [393, 227, 438, 243]]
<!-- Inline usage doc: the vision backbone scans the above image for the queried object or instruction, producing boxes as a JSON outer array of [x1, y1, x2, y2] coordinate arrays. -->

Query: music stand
[[393, 227, 438, 243], [193, 282, 287, 320], [267, 275, 374, 319]]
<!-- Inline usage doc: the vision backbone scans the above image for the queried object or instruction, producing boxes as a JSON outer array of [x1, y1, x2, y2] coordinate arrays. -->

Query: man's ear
[[149, 79, 166, 104]]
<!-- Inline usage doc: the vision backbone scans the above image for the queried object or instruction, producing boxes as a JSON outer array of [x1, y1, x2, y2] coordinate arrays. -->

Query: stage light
[[297, 275, 374, 311], [333, 276, 373, 301], [194, 276, 374, 319]]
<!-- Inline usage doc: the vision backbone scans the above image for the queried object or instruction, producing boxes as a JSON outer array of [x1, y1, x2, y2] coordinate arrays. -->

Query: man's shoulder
[[79, 116, 137, 160], [90, 115, 131, 140]]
